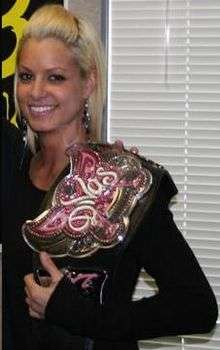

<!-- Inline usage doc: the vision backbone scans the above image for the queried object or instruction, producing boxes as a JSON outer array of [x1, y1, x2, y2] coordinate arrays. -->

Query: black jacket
[[2, 121, 45, 350], [44, 162, 218, 350], [2, 134, 218, 350]]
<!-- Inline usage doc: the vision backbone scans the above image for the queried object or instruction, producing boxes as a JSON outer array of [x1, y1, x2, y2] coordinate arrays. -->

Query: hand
[[113, 139, 139, 155], [24, 252, 63, 319]]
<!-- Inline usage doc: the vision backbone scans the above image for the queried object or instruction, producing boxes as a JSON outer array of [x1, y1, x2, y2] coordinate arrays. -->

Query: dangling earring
[[21, 117, 27, 144], [83, 99, 91, 134], [19, 117, 28, 170]]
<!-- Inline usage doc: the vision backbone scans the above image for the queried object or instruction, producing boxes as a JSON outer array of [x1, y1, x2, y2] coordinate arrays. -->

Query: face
[[17, 37, 94, 134]]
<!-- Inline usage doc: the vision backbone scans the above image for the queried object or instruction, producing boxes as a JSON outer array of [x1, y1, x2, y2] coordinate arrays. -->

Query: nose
[[30, 78, 47, 99]]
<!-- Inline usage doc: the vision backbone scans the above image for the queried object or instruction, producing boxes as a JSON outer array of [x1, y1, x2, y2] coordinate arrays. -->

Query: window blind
[[107, 0, 220, 349]]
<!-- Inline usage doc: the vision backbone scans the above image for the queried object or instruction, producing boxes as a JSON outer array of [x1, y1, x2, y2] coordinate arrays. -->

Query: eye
[[48, 74, 66, 82], [18, 72, 33, 82]]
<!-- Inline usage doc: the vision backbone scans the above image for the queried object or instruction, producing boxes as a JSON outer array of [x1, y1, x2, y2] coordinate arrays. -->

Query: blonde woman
[[5, 4, 217, 350], [6, 4, 105, 350]]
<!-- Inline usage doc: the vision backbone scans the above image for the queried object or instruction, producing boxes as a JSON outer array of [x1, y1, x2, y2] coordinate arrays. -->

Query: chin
[[28, 123, 53, 133]]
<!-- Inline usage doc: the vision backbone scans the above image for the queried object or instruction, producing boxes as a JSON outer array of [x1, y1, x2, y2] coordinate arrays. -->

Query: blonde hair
[[15, 4, 106, 153]]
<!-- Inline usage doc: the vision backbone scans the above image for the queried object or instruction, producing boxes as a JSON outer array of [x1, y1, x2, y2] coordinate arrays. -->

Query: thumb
[[40, 252, 63, 283]]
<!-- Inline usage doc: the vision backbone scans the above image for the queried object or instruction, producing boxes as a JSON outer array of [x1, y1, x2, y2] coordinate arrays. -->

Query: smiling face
[[16, 37, 95, 136]]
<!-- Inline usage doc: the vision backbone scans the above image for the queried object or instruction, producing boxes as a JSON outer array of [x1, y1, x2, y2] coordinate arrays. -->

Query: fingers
[[29, 308, 43, 319], [24, 273, 39, 293], [24, 258, 63, 320], [24, 274, 42, 305], [25, 287, 47, 319], [26, 297, 44, 319], [40, 252, 63, 283], [25, 286, 31, 298]]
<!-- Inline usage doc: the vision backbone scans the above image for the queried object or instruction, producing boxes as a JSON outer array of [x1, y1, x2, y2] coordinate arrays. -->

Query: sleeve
[[45, 173, 218, 341]]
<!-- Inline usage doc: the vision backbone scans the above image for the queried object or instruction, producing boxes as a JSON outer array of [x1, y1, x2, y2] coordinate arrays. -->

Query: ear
[[83, 69, 97, 99]]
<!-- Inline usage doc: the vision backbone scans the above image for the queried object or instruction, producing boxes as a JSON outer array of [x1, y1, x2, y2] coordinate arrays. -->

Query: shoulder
[[1, 118, 23, 154], [140, 155, 167, 175], [138, 155, 178, 204], [1, 118, 30, 175], [1, 117, 21, 137]]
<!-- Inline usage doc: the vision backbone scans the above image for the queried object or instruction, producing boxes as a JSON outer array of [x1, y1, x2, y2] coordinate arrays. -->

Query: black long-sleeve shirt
[[45, 172, 218, 350], [2, 128, 218, 350]]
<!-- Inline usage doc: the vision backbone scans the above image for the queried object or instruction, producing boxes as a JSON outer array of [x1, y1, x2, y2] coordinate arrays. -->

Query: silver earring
[[83, 99, 91, 134], [19, 117, 28, 170], [21, 117, 27, 144]]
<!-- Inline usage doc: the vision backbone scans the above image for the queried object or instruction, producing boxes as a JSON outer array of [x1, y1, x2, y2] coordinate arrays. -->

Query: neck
[[30, 125, 88, 190], [38, 125, 88, 164]]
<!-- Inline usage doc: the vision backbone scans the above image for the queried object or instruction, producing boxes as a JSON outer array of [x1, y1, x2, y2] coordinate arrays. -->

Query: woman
[[6, 3, 104, 350], [9, 4, 218, 350]]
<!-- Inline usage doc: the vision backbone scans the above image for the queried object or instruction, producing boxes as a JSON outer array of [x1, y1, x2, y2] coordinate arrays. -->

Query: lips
[[30, 105, 55, 112], [28, 105, 58, 117]]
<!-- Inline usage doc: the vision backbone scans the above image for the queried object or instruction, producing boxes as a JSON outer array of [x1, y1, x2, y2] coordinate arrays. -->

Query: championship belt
[[22, 143, 152, 258]]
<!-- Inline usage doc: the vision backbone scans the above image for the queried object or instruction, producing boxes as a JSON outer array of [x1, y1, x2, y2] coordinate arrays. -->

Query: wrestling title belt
[[22, 143, 153, 258]]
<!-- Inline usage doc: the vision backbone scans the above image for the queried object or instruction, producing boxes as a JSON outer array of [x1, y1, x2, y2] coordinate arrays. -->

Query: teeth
[[30, 106, 54, 113]]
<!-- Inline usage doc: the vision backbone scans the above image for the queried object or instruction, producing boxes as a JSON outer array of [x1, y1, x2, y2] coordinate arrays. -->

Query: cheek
[[17, 84, 27, 103], [61, 89, 83, 108]]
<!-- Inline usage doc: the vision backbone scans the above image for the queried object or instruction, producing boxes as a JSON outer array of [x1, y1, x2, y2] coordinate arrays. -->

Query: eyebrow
[[18, 65, 67, 72]]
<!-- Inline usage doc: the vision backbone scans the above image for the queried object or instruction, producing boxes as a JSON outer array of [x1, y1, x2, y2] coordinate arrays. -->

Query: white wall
[[65, 0, 102, 34]]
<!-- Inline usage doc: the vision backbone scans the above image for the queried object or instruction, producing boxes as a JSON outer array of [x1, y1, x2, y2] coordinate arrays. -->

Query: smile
[[30, 105, 56, 113]]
